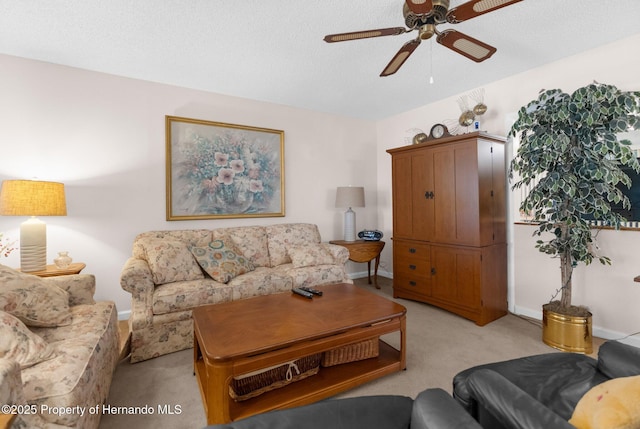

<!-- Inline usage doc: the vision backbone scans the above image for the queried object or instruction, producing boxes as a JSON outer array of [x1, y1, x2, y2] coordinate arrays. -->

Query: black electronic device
[[292, 288, 314, 299], [300, 286, 323, 296], [358, 229, 383, 241]]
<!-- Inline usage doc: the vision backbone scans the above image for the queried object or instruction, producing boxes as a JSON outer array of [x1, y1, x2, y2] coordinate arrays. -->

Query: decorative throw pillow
[[0, 310, 55, 369], [287, 244, 335, 268], [0, 264, 72, 327], [143, 239, 204, 284], [190, 239, 255, 283], [569, 375, 640, 429]]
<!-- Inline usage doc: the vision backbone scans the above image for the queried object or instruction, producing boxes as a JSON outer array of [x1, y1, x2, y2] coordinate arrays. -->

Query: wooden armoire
[[387, 131, 507, 326]]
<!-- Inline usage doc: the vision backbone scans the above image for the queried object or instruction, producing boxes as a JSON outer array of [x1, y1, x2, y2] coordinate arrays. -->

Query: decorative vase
[[54, 251, 72, 269], [542, 307, 593, 354]]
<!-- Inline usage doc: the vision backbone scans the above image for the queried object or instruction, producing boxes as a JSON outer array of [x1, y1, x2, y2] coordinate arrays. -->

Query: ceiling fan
[[323, 0, 523, 77]]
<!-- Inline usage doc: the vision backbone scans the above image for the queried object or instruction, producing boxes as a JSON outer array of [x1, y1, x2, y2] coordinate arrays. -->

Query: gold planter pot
[[542, 308, 593, 354]]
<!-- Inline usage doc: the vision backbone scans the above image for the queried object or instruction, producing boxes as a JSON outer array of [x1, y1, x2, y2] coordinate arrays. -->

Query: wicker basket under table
[[321, 337, 380, 367], [229, 354, 322, 402]]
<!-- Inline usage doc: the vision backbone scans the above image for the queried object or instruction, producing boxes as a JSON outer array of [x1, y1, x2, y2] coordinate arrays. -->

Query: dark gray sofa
[[453, 340, 640, 429], [205, 389, 482, 429]]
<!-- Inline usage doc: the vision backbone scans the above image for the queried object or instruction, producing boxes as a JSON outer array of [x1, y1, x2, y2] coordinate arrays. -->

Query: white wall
[[2, 34, 639, 345], [0, 54, 378, 315], [376, 34, 640, 345]]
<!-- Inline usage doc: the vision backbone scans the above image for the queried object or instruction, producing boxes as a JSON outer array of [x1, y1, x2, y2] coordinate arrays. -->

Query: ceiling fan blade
[[436, 29, 497, 62], [446, 0, 523, 23], [324, 27, 407, 43], [380, 39, 421, 77], [405, 0, 434, 15]]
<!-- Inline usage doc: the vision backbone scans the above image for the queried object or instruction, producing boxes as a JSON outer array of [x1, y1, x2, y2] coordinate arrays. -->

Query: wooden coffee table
[[193, 283, 407, 424]]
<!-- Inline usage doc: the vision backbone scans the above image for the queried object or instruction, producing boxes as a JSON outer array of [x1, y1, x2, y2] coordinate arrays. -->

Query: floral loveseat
[[120, 223, 352, 363], [0, 265, 119, 429]]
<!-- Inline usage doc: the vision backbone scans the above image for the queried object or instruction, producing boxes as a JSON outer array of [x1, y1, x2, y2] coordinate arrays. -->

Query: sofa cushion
[[143, 239, 204, 284], [26, 301, 119, 427], [0, 264, 72, 327], [132, 230, 212, 259], [287, 244, 334, 268], [214, 226, 270, 268], [452, 351, 602, 420], [228, 267, 293, 300], [152, 279, 234, 315], [266, 224, 322, 267], [569, 375, 640, 429], [272, 264, 349, 288], [190, 239, 255, 283], [0, 311, 55, 369]]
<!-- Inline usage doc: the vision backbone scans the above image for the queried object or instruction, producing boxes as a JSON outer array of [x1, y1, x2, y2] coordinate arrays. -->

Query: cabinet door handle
[[431, 267, 436, 275], [409, 281, 417, 286], [409, 264, 416, 270], [409, 248, 416, 254], [424, 191, 434, 199]]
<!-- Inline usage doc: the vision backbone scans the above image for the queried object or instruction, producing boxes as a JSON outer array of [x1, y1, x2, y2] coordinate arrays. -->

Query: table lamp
[[0, 180, 67, 272], [335, 186, 365, 242]]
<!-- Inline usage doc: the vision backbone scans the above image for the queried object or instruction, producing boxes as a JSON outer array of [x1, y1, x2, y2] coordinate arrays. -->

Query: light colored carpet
[[100, 277, 601, 429]]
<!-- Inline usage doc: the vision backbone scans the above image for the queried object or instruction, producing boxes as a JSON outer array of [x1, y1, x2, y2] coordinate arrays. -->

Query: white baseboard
[[513, 305, 640, 348], [348, 270, 393, 280], [117, 310, 131, 321]]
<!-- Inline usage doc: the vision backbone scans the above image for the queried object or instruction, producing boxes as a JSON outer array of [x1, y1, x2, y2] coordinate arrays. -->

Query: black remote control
[[300, 287, 323, 296], [292, 288, 314, 299]]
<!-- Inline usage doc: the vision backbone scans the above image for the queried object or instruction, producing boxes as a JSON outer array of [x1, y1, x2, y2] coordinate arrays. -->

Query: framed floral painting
[[166, 116, 285, 220]]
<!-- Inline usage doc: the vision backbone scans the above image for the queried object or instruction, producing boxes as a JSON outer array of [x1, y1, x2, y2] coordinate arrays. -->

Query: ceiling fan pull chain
[[429, 39, 435, 84]]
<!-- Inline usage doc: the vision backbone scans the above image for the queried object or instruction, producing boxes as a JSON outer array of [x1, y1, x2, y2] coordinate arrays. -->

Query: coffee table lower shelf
[[195, 340, 402, 424]]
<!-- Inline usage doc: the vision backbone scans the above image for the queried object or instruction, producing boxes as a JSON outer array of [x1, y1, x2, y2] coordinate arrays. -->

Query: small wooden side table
[[19, 262, 86, 278], [330, 240, 386, 288]]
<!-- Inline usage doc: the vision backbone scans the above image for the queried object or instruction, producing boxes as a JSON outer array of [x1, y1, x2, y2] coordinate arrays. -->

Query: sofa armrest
[[466, 369, 574, 429], [120, 257, 155, 329], [597, 340, 640, 379], [323, 243, 350, 265], [0, 358, 23, 409], [204, 395, 413, 429], [410, 388, 482, 429], [43, 274, 96, 306]]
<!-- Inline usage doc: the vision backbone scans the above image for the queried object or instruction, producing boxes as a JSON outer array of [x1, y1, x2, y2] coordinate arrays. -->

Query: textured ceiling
[[1, 0, 639, 120]]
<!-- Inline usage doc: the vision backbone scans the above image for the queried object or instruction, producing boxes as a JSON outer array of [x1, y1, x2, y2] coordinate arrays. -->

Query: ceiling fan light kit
[[324, 0, 522, 76]]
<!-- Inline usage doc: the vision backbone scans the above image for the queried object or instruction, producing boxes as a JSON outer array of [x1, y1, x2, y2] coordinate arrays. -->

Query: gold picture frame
[[166, 116, 285, 220]]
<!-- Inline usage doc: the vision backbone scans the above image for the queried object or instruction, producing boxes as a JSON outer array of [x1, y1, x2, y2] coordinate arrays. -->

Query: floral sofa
[[0, 265, 119, 429], [120, 223, 352, 363]]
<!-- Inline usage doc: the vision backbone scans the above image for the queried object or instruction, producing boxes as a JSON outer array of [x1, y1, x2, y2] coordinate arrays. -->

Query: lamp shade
[[335, 186, 365, 208], [0, 180, 67, 216]]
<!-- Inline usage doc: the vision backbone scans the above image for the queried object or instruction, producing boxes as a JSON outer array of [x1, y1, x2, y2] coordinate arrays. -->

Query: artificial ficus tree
[[509, 82, 640, 313]]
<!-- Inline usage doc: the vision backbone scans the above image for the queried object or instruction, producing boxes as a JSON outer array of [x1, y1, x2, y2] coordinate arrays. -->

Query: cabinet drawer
[[394, 241, 429, 260], [394, 261, 430, 277], [393, 273, 430, 296]]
